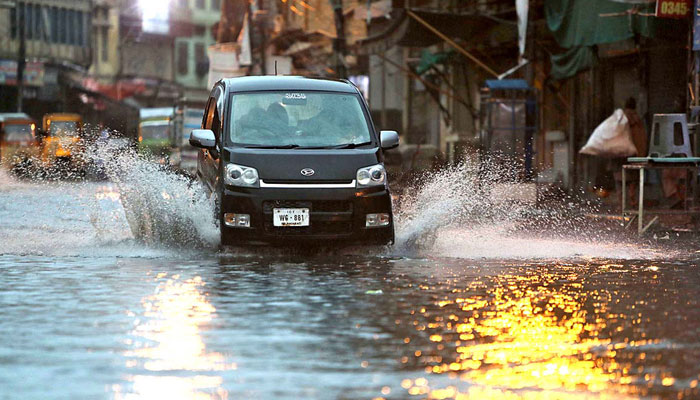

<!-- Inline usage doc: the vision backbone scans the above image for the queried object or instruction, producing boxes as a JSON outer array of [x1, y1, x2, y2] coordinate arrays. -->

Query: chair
[[648, 114, 693, 158]]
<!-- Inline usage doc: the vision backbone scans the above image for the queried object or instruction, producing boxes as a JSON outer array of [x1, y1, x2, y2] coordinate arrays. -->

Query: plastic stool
[[648, 114, 693, 158]]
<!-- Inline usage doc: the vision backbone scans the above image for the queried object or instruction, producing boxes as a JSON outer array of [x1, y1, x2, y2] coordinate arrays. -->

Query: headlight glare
[[356, 164, 386, 187], [225, 163, 259, 187]]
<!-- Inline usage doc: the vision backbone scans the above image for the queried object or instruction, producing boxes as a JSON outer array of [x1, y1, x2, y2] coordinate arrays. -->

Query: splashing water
[[391, 159, 662, 260], [87, 139, 219, 249], [1, 131, 666, 260], [394, 160, 532, 249]]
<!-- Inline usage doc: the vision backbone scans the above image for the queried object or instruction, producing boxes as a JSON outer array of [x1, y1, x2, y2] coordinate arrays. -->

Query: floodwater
[[1, 165, 699, 399]]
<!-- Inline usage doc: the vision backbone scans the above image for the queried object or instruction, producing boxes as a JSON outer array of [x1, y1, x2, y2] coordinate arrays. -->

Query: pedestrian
[[624, 97, 647, 158]]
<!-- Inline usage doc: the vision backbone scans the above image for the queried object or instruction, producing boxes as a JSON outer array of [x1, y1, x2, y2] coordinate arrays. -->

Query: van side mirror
[[380, 130, 399, 150], [189, 129, 216, 149]]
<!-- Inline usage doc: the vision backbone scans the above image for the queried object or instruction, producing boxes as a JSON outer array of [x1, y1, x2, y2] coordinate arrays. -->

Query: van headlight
[[225, 163, 259, 188], [356, 164, 386, 187]]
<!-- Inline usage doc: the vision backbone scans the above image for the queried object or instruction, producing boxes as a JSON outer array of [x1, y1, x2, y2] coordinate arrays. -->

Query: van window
[[229, 92, 371, 147], [4, 124, 33, 142]]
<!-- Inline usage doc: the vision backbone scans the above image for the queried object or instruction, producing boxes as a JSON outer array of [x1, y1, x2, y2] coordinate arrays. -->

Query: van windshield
[[4, 124, 33, 142], [230, 91, 372, 148], [141, 123, 170, 140]]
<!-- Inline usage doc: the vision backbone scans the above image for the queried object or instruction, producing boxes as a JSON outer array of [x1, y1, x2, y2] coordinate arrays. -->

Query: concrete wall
[[121, 41, 174, 80]]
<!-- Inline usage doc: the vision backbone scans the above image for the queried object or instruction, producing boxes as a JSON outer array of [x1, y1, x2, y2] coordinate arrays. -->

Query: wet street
[[1, 173, 700, 399]]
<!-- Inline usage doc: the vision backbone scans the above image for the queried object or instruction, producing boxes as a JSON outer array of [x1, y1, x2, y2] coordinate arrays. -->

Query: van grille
[[262, 200, 353, 235], [262, 200, 352, 213]]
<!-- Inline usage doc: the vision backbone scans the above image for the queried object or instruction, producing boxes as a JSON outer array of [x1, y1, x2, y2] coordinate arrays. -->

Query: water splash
[[0, 133, 666, 260], [394, 160, 529, 249], [87, 137, 218, 249], [391, 158, 662, 260], [0, 126, 218, 255]]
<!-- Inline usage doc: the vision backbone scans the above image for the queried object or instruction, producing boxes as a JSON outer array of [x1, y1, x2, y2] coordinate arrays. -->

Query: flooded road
[[1, 172, 699, 399]]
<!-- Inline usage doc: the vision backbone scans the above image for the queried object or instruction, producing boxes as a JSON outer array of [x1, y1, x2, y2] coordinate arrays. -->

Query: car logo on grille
[[300, 168, 315, 176]]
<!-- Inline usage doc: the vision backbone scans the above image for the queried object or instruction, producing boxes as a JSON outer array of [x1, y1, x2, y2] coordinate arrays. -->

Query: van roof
[[139, 107, 174, 119], [0, 113, 32, 122], [221, 76, 358, 94], [43, 113, 82, 121]]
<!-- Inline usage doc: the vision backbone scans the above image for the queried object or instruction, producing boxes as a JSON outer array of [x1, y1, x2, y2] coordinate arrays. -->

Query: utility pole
[[16, 0, 25, 112], [329, 0, 347, 78], [258, 0, 267, 75]]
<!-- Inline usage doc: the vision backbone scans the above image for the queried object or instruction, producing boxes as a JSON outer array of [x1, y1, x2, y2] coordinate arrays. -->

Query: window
[[50, 7, 58, 43], [68, 10, 76, 45], [101, 26, 109, 61], [25, 3, 32, 40], [178, 0, 188, 8], [212, 0, 220, 10], [76, 11, 84, 46], [229, 92, 372, 147], [194, 42, 206, 76], [10, 7, 16, 39], [59, 8, 66, 44], [196, 0, 205, 9], [33, 4, 42, 41], [177, 42, 189, 75]]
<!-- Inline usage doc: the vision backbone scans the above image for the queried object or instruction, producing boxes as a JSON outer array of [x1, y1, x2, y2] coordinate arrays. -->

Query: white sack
[[579, 109, 637, 157]]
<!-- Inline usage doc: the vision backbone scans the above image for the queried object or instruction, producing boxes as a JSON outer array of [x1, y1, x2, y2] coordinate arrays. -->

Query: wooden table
[[622, 158, 700, 234]]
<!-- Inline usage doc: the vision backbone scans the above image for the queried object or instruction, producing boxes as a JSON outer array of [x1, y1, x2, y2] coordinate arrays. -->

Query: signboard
[[656, 0, 691, 18], [0, 60, 45, 86]]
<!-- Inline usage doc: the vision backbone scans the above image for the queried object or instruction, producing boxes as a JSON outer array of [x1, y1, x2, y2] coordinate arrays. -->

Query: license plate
[[273, 208, 310, 227]]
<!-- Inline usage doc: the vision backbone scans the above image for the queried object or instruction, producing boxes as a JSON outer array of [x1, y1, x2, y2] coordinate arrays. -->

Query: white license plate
[[273, 208, 310, 227]]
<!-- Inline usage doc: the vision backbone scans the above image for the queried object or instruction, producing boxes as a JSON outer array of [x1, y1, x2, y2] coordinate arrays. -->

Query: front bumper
[[220, 184, 394, 245]]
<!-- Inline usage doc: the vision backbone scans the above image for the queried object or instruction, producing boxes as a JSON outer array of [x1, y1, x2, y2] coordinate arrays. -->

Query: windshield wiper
[[243, 144, 300, 149], [327, 141, 373, 149]]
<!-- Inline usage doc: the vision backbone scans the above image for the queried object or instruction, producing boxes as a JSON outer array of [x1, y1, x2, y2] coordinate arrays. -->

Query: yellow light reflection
[[404, 272, 646, 399], [114, 275, 235, 400]]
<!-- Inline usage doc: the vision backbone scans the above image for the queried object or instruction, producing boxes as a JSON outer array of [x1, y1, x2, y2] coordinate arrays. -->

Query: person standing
[[624, 97, 647, 158]]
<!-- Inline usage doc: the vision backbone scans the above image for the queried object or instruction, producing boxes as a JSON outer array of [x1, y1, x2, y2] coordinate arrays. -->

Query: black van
[[190, 76, 399, 246]]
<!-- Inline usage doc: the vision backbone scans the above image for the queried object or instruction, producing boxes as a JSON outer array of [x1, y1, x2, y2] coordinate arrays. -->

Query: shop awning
[[357, 9, 504, 55], [545, 0, 683, 79]]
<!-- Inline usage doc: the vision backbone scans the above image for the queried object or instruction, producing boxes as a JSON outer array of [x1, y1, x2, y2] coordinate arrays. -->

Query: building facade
[[0, 0, 93, 117], [174, 0, 221, 106]]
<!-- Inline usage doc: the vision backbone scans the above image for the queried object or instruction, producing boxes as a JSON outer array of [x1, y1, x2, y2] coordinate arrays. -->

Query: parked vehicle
[[41, 113, 84, 171], [189, 76, 399, 246], [138, 108, 178, 166], [0, 113, 39, 174]]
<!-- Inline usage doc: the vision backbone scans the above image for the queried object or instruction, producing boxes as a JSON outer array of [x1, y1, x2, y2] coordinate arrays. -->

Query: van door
[[200, 86, 224, 193]]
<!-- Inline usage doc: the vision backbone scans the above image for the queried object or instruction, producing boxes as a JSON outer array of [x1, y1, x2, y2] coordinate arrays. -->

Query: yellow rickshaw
[[0, 113, 40, 173], [41, 113, 84, 168]]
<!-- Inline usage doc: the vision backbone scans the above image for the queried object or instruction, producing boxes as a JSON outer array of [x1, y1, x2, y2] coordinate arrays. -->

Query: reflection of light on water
[[399, 270, 646, 399], [94, 185, 121, 202], [114, 274, 235, 400]]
